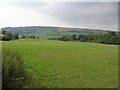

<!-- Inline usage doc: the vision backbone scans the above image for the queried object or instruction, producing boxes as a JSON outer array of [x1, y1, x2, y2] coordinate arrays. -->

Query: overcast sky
[[0, 0, 118, 31]]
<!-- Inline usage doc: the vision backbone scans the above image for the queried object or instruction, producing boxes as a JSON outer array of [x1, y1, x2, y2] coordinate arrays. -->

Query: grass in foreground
[[2, 51, 31, 88], [2, 39, 118, 88]]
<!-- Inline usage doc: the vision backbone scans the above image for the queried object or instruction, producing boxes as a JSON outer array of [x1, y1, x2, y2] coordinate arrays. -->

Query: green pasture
[[2, 39, 118, 88]]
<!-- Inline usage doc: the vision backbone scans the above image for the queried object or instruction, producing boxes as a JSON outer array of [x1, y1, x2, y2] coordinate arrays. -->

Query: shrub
[[0, 36, 10, 41], [2, 51, 30, 88]]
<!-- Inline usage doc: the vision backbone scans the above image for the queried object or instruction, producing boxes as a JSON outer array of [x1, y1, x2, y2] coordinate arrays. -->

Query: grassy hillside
[[1, 26, 109, 38], [2, 39, 118, 88]]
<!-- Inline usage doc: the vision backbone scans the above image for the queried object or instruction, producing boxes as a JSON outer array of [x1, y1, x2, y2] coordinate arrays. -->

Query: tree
[[5, 32, 13, 40], [71, 34, 77, 40], [104, 32, 117, 44], [2, 30, 7, 35], [14, 33, 19, 39], [61, 35, 70, 41], [58, 32, 118, 45], [22, 35, 25, 38], [36, 36, 40, 39], [108, 31, 117, 36], [1, 31, 19, 41], [80, 35, 88, 42], [109, 36, 118, 44], [32, 35, 35, 39], [78, 34, 83, 40], [87, 35, 95, 42]]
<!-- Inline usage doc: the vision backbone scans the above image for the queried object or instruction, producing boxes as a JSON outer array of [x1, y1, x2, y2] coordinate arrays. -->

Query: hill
[[1, 26, 110, 38]]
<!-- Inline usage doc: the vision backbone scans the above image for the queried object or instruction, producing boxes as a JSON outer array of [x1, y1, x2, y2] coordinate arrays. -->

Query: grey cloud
[[12, 2, 118, 30], [40, 2, 118, 25]]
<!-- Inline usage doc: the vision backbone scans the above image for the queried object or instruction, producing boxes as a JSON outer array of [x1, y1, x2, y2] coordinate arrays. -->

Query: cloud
[[38, 2, 118, 27], [0, 1, 118, 31]]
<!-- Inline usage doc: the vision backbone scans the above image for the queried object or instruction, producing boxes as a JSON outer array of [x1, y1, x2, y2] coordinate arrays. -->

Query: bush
[[2, 51, 30, 88], [1, 36, 10, 41]]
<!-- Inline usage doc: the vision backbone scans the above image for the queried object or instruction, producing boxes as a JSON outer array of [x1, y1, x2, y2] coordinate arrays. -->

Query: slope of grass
[[2, 39, 118, 88]]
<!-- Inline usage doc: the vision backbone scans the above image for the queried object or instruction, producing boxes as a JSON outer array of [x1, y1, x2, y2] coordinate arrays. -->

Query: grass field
[[2, 39, 118, 88]]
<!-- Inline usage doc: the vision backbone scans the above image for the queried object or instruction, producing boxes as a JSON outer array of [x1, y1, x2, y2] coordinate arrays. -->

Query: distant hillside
[[1, 26, 111, 38]]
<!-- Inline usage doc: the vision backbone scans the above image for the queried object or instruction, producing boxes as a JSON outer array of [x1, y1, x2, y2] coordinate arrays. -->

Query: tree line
[[21, 35, 40, 39], [0, 30, 19, 41], [57, 31, 120, 45], [0, 30, 40, 40]]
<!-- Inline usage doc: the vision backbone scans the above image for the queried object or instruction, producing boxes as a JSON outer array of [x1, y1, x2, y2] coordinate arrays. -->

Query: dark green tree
[[78, 34, 83, 40], [14, 33, 19, 39], [5, 32, 13, 40], [71, 34, 77, 40], [80, 35, 88, 42], [61, 35, 70, 41], [2, 30, 7, 35], [22, 35, 25, 38], [109, 36, 118, 44], [36, 36, 40, 39], [32, 35, 35, 39]]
